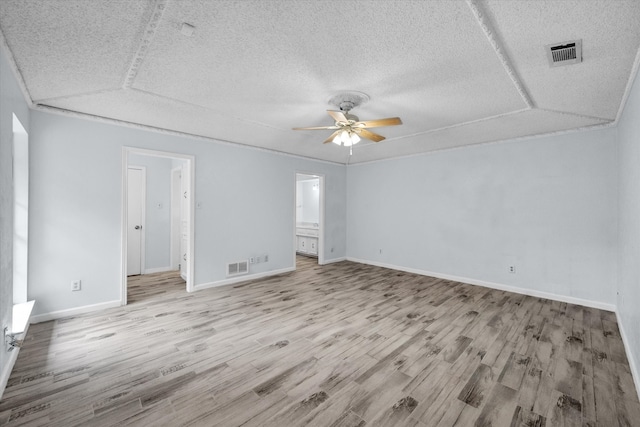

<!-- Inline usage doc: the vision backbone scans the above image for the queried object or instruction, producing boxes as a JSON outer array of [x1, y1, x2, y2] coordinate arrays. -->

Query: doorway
[[121, 148, 195, 305], [294, 173, 325, 267], [12, 114, 28, 305]]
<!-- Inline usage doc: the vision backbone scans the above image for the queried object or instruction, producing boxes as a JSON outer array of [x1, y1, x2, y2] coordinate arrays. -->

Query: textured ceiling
[[1, 0, 639, 164]]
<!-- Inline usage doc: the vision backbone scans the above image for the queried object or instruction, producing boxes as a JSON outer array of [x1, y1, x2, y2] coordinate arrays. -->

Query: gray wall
[[617, 62, 640, 384], [128, 154, 173, 271], [347, 128, 618, 306], [27, 110, 347, 315], [0, 47, 30, 391]]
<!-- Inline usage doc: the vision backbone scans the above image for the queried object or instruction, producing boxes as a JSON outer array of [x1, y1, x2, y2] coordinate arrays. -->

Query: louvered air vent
[[227, 260, 249, 277], [546, 40, 582, 67]]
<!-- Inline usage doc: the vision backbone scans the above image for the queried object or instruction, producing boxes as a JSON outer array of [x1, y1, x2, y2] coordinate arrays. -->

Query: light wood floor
[[1, 257, 638, 426]]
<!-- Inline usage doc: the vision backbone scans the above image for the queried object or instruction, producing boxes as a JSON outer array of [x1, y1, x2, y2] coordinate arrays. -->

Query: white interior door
[[127, 167, 145, 276], [179, 163, 189, 281], [170, 167, 181, 271]]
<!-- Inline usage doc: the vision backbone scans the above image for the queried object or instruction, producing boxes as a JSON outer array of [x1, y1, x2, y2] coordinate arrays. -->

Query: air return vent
[[546, 40, 582, 67], [227, 260, 249, 277]]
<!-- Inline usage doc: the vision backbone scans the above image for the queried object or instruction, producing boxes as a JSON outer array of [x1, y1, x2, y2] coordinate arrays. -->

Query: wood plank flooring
[[1, 256, 638, 426]]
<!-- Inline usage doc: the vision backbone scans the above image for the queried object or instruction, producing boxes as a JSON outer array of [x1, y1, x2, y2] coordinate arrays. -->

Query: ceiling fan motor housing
[[328, 91, 370, 113]]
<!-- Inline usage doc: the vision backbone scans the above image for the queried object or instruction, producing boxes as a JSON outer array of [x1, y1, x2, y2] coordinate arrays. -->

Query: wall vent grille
[[546, 40, 582, 67], [227, 260, 249, 277]]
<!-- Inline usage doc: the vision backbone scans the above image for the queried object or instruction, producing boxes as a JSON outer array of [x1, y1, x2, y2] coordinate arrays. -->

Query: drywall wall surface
[[27, 110, 346, 315], [0, 46, 30, 394], [128, 154, 173, 271], [617, 65, 640, 382], [347, 128, 618, 306]]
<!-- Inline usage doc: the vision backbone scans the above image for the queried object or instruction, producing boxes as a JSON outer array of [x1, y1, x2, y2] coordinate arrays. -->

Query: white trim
[[349, 121, 615, 167], [120, 149, 128, 305], [195, 266, 295, 291], [144, 266, 174, 274], [0, 337, 20, 399], [323, 256, 347, 264], [616, 310, 640, 402], [318, 175, 325, 265], [170, 166, 181, 271], [122, 147, 196, 302], [33, 105, 344, 165], [0, 322, 30, 400], [30, 300, 122, 324], [346, 257, 616, 312], [615, 38, 640, 124], [0, 31, 34, 107]]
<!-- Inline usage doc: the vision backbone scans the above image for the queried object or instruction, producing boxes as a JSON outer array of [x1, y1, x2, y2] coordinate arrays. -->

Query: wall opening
[[294, 172, 325, 266], [12, 114, 28, 304]]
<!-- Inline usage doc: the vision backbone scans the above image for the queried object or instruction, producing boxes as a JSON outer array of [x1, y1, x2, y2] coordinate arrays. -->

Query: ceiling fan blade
[[356, 128, 386, 142], [327, 110, 349, 123], [293, 125, 339, 130], [355, 117, 402, 128], [323, 130, 341, 144]]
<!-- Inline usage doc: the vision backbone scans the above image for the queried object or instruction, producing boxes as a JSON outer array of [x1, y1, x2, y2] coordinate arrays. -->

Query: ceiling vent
[[546, 40, 582, 67]]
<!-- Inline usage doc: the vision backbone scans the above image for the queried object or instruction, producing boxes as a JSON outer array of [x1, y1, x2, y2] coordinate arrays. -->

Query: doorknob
[[134, 225, 142, 230]]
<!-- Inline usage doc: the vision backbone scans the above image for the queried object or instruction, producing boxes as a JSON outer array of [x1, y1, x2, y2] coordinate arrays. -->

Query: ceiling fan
[[293, 92, 402, 151]]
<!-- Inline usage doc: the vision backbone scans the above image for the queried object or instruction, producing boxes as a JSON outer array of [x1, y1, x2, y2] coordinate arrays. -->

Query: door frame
[[170, 166, 182, 271], [121, 147, 196, 305], [293, 172, 325, 266], [127, 165, 147, 276]]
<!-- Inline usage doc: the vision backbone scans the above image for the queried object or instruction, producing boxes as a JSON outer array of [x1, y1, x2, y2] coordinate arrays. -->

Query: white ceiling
[[1, 0, 639, 164]]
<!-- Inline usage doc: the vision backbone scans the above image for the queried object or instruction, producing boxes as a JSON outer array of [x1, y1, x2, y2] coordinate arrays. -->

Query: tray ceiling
[[1, 0, 639, 164]]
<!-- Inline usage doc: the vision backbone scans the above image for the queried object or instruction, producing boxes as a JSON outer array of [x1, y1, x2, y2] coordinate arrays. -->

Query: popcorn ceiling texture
[[0, 0, 638, 164]]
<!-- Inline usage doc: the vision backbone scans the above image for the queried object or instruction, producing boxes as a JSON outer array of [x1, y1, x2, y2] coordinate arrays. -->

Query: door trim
[[121, 147, 196, 306], [127, 165, 146, 276]]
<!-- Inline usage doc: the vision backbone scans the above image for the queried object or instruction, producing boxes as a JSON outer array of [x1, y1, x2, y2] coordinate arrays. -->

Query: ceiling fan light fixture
[[350, 132, 361, 144], [340, 130, 351, 145]]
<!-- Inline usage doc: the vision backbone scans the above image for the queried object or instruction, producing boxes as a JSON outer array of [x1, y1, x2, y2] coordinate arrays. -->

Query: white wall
[[27, 110, 347, 316], [0, 46, 30, 396], [347, 128, 618, 307], [129, 154, 173, 271], [617, 63, 640, 386]]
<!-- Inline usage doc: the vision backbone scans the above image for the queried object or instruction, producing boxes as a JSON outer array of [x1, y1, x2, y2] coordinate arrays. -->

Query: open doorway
[[12, 114, 28, 305], [294, 173, 324, 267], [121, 148, 195, 305]]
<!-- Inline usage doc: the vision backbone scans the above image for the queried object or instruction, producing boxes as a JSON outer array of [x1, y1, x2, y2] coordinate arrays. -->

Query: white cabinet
[[297, 235, 307, 252], [296, 233, 318, 257], [308, 238, 318, 255]]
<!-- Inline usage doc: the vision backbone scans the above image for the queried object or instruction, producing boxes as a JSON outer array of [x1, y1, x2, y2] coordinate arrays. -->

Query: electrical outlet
[[264, 254, 269, 262], [249, 257, 255, 264], [508, 266, 516, 274], [71, 280, 81, 291]]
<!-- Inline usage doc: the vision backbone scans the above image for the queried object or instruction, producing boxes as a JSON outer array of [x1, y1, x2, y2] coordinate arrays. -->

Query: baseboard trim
[[195, 266, 296, 291], [321, 256, 347, 265], [144, 266, 174, 274], [31, 300, 122, 323], [0, 322, 30, 401], [616, 310, 640, 401], [346, 257, 616, 312]]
